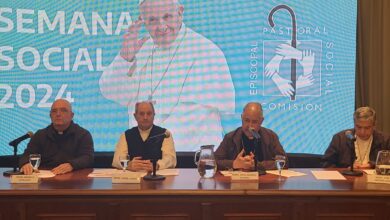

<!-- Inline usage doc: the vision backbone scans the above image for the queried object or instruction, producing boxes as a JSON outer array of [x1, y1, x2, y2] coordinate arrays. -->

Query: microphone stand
[[3, 143, 22, 176], [143, 159, 165, 181], [143, 131, 167, 181], [253, 138, 266, 175], [341, 137, 363, 176]]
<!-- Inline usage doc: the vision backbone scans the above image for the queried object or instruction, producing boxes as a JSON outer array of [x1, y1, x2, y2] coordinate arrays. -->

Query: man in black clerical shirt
[[242, 133, 263, 164], [19, 99, 94, 175], [215, 102, 286, 171]]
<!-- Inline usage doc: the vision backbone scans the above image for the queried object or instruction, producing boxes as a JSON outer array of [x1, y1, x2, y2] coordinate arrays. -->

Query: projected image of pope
[[100, 0, 235, 151]]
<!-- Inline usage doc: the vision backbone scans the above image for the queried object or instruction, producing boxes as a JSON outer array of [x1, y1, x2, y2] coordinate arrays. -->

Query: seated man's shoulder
[[260, 127, 279, 137], [373, 129, 390, 142], [153, 125, 166, 131], [224, 128, 241, 138], [125, 126, 139, 133], [220, 128, 244, 143], [374, 129, 387, 137], [331, 129, 351, 139], [32, 127, 50, 139], [72, 123, 92, 136]]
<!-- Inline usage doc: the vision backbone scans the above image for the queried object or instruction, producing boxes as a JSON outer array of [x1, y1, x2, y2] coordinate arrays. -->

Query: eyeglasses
[[50, 108, 69, 114]]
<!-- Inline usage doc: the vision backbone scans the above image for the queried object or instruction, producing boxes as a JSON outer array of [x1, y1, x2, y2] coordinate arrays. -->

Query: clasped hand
[[233, 149, 255, 170], [127, 156, 153, 172], [353, 161, 372, 169]]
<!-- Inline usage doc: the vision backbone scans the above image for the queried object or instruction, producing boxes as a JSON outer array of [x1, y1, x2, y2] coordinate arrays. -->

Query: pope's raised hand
[[120, 18, 150, 62]]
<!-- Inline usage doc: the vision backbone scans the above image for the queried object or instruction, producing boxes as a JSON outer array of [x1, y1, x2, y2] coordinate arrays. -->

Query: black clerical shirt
[[242, 133, 263, 162]]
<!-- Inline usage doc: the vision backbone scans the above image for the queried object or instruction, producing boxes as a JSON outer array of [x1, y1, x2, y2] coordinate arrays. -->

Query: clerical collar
[[52, 122, 72, 135], [55, 126, 70, 135], [54, 127, 68, 135]]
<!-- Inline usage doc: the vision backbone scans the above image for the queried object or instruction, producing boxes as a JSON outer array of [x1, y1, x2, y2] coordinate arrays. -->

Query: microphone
[[8, 131, 33, 147], [4, 131, 33, 176], [248, 128, 266, 175], [148, 130, 170, 140], [341, 130, 362, 176], [249, 128, 261, 140], [345, 130, 356, 142], [143, 130, 169, 181]]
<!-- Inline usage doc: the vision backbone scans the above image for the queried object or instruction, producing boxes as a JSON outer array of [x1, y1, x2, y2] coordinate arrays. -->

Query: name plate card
[[10, 175, 40, 184], [231, 171, 259, 181], [231, 182, 259, 190], [366, 174, 390, 185], [112, 172, 141, 184]]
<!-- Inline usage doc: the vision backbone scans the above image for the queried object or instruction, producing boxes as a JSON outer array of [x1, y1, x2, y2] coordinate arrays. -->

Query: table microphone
[[8, 131, 33, 147], [4, 131, 34, 177], [143, 130, 169, 181], [341, 130, 363, 176], [248, 128, 266, 175], [345, 130, 356, 142], [249, 128, 261, 140], [148, 130, 170, 140]]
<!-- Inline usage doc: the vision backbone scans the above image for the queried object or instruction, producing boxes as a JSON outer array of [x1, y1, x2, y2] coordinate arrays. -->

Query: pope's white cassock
[[100, 23, 235, 151]]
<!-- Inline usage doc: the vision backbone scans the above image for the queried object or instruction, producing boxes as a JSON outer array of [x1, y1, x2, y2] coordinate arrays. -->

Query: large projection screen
[[0, 0, 357, 155]]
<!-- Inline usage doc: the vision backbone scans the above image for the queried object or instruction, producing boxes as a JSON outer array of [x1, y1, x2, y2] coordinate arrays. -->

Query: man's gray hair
[[135, 101, 155, 114], [353, 106, 376, 124]]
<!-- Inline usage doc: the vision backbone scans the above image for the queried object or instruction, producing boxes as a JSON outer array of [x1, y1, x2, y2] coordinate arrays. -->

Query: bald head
[[50, 99, 74, 132], [241, 102, 264, 139], [243, 102, 263, 118], [52, 99, 72, 112]]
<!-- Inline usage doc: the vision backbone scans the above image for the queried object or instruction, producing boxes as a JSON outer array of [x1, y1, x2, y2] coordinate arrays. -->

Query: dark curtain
[[357, 0, 390, 133]]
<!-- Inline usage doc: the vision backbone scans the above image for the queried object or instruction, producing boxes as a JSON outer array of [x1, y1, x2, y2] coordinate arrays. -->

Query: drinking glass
[[275, 155, 286, 178], [375, 150, 390, 175], [119, 154, 130, 172], [29, 154, 41, 173]]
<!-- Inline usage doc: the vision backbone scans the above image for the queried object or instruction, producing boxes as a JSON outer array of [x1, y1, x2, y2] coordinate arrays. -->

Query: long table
[[0, 168, 389, 220]]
